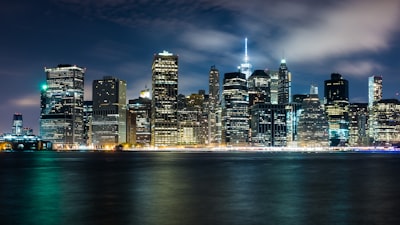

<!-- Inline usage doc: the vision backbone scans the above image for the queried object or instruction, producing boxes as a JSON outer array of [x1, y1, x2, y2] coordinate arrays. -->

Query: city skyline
[[1, 0, 400, 134]]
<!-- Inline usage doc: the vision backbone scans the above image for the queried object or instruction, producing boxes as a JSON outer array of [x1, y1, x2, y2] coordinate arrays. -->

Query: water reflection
[[0, 152, 400, 225]]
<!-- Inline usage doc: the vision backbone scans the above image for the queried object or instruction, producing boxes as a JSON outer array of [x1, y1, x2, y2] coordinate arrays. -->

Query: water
[[1, 151, 400, 225]]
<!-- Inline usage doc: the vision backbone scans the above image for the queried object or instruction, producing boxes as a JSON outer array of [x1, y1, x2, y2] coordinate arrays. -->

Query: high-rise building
[[368, 75, 383, 109], [40, 64, 85, 149], [127, 94, 151, 147], [248, 69, 271, 106], [239, 38, 252, 79], [324, 73, 349, 146], [348, 103, 369, 146], [222, 72, 249, 146], [83, 101, 93, 146], [12, 113, 23, 135], [278, 59, 292, 104], [250, 104, 287, 147], [297, 85, 329, 147], [208, 66, 222, 145], [92, 76, 127, 148], [177, 92, 205, 145], [369, 99, 400, 146], [151, 51, 179, 147], [270, 70, 279, 105]]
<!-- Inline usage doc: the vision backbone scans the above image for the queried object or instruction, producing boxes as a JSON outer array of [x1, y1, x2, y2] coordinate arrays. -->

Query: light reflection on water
[[0, 151, 399, 225]]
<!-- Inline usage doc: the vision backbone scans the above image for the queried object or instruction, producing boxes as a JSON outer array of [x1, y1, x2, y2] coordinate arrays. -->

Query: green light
[[42, 84, 48, 91]]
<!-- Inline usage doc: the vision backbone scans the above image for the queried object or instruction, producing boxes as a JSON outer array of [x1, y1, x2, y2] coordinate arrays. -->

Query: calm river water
[[0, 151, 399, 225]]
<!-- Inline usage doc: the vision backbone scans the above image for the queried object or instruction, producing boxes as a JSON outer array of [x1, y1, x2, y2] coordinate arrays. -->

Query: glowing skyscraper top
[[240, 37, 252, 79]]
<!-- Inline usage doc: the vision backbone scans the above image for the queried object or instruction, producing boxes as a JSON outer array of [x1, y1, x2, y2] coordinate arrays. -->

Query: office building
[[12, 113, 23, 135], [83, 101, 93, 146], [297, 85, 329, 147], [250, 104, 287, 146], [324, 73, 349, 146], [368, 75, 383, 109], [348, 103, 369, 146], [127, 94, 151, 147], [92, 76, 127, 148], [40, 64, 85, 149], [208, 66, 222, 145], [222, 72, 249, 146], [278, 59, 292, 104], [248, 69, 271, 106], [177, 92, 205, 145], [369, 99, 400, 146], [151, 51, 179, 147]]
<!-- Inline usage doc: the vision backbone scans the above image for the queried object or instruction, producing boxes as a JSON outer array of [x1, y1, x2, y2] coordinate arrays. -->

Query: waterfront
[[1, 151, 400, 225]]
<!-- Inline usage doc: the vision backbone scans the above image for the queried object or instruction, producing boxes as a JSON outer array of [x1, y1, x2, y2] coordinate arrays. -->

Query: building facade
[[248, 69, 271, 106], [348, 103, 369, 146], [370, 99, 400, 146], [324, 73, 349, 146], [151, 51, 179, 147], [368, 75, 383, 109], [222, 72, 249, 146], [208, 66, 222, 145], [297, 85, 329, 147], [278, 59, 292, 104], [127, 96, 151, 147], [92, 76, 127, 148], [40, 64, 85, 149], [250, 104, 287, 146]]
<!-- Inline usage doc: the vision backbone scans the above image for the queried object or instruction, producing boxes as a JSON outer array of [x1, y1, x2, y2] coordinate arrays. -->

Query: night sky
[[1, 0, 399, 134]]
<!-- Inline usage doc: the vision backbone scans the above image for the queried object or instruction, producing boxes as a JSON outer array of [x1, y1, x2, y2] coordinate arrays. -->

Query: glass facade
[[222, 72, 249, 146], [324, 73, 349, 146], [40, 64, 85, 149], [127, 97, 151, 147], [370, 99, 400, 146], [348, 103, 369, 146], [297, 87, 329, 147], [250, 104, 287, 147], [92, 76, 127, 148], [368, 75, 383, 109], [151, 51, 179, 147], [278, 59, 292, 104], [208, 66, 222, 145]]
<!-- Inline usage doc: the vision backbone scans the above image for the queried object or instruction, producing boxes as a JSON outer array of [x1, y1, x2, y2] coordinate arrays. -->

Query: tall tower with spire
[[239, 37, 252, 79]]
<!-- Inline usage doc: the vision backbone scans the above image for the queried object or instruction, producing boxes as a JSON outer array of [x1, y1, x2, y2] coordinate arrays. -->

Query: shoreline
[[2, 146, 399, 153]]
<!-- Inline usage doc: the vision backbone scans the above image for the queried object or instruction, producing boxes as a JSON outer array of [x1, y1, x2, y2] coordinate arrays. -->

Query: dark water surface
[[1, 151, 400, 225]]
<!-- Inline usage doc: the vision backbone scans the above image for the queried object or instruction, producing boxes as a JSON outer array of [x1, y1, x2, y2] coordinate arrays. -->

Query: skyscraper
[[12, 113, 23, 135], [40, 64, 85, 149], [248, 69, 271, 106], [222, 72, 249, 146], [348, 103, 369, 146], [297, 85, 329, 147], [208, 65, 221, 145], [151, 51, 179, 147], [368, 75, 383, 109], [239, 38, 252, 79], [324, 73, 349, 146], [92, 76, 127, 148], [278, 59, 292, 104], [127, 92, 151, 147]]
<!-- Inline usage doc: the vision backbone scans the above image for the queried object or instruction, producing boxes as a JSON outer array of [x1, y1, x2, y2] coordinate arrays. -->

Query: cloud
[[335, 60, 384, 78], [10, 94, 39, 107], [271, 0, 400, 62]]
